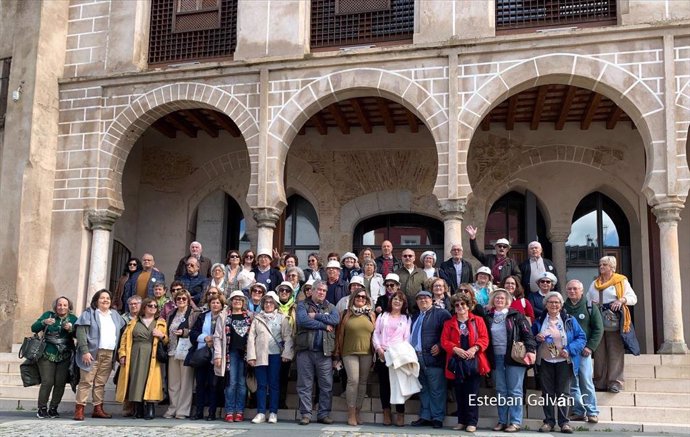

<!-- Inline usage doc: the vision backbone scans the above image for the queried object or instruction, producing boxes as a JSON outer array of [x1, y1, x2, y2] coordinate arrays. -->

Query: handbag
[[174, 337, 193, 360], [19, 326, 47, 362], [186, 345, 212, 368], [20, 360, 41, 387], [447, 355, 478, 381], [510, 318, 527, 362], [599, 290, 620, 332], [156, 340, 168, 363]]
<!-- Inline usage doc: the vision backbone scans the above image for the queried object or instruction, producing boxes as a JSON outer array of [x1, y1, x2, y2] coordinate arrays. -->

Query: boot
[[92, 404, 112, 419], [122, 401, 134, 418], [382, 408, 392, 426], [73, 404, 85, 421], [347, 407, 357, 426], [355, 407, 362, 425], [395, 412, 405, 427], [144, 403, 155, 420], [134, 402, 145, 419]]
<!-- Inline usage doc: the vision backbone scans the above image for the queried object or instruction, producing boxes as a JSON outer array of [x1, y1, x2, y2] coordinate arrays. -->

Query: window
[[496, 0, 617, 32], [109, 240, 132, 293], [0, 58, 10, 129], [284, 195, 320, 267], [173, 0, 222, 33], [353, 213, 443, 261]]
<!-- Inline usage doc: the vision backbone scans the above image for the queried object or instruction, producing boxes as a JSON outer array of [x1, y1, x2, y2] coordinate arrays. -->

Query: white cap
[[420, 250, 437, 264], [276, 281, 294, 292], [325, 260, 342, 269], [476, 266, 494, 281], [341, 252, 358, 262], [228, 290, 246, 302], [257, 250, 273, 260], [495, 238, 511, 247], [384, 273, 400, 284], [537, 271, 558, 286], [261, 291, 280, 306], [349, 276, 365, 289]]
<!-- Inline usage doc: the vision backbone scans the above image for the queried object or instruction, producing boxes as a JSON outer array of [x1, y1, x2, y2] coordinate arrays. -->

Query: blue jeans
[[224, 349, 247, 414], [570, 355, 599, 417], [417, 354, 447, 422], [255, 354, 281, 414], [493, 354, 526, 426]]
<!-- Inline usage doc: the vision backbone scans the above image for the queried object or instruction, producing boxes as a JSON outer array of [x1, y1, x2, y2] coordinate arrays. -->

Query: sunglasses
[[245, 255, 254, 259], [251, 289, 265, 294], [175, 297, 188, 302], [128, 262, 137, 266], [171, 287, 183, 292], [355, 294, 367, 299], [146, 304, 158, 309], [385, 283, 397, 288], [229, 255, 239, 259], [402, 254, 414, 258], [539, 280, 552, 284], [496, 244, 509, 249], [278, 288, 291, 293]]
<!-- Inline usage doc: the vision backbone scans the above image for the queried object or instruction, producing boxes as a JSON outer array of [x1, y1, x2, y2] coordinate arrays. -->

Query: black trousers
[[538, 361, 572, 427], [454, 373, 481, 426], [375, 360, 404, 413]]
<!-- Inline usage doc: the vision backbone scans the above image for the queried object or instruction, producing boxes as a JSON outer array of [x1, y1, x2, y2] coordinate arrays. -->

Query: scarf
[[351, 305, 371, 316], [594, 273, 631, 333]]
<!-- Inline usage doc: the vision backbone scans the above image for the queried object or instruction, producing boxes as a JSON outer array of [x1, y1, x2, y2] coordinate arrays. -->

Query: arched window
[[284, 195, 320, 266], [109, 240, 132, 292], [353, 214, 443, 261]]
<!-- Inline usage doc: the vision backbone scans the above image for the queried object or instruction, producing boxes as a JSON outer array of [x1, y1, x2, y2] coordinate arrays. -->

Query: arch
[[267, 68, 450, 208], [458, 54, 666, 203], [99, 82, 260, 212]]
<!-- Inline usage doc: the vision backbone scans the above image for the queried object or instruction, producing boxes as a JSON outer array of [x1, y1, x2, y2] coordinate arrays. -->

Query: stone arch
[[458, 54, 666, 203], [99, 82, 260, 213], [675, 79, 690, 199], [267, 68, 449, 209]]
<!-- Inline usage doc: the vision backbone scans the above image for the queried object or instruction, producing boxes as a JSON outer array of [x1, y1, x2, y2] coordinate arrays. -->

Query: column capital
[[84, 209, 120, 231], [438, 198, 467, 221], [652, 201, 685, 224], [548, 229, 571, 243], [252, 206, 281, 229]]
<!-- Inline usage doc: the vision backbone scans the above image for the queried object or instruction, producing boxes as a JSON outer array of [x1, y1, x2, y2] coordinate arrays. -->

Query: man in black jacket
[[519, 241, 559, 293], [375, 240, 402, 277], [438, 244, 474, 293], [466, 226, 521, 285]]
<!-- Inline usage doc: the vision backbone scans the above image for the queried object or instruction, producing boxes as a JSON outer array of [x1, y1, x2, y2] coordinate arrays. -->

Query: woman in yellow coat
[[116, 297, 168, 420]]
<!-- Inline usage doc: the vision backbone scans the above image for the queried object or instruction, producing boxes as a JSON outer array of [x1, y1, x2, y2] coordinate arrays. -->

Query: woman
[[32, 296, 77, 418], [472, 267, 494, 307], [73, 289, 126, 421], [225, 250, 243, 293], [502, 275, 535, 325], [486, 288, 536, 433], [420, 251, 439, 279], [374, 273, 400, 315], [214, 290, 252, 423], [429, 277, 451, 311], [116, 298, 167, 420], [207, 263, 228, 296], [534, 291, 586, 434], [458, 283, 486, 318], [164, 289, 200, 419], [528, 271, 557, 321], [340, 252, 362, 281], [296, 280, 314, 302], [372, 290, 411, 427], [189, 293, 226, 420], [441, 293, 490, 433], [114, 257, 141, 312], [237, 250, 257, 291], [247, 283, 267, 313], [246, 291, 295, 424], [359, 259, 385, 302], [199, 287, 222, 312], [304, 253, 325, 281], [335, 289, 376, 426], [359, 247, 374, 264], [276, 282, 298, 409], [285, 266, 305, 299], [587, 255, 637, 393]]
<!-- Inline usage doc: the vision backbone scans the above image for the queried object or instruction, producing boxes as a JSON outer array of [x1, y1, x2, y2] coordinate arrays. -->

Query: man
[[375, 240, 402, 277], [410, 290, 451, 429], [564, 279, 603, 424], [324, 260, 348, 306], [438, 244, 474, 293], [123, 253, 165, 309], [395, 249, 427, 310], [174, 241, 212, 280], [295, 280, 340, 425], [251, 250, 283, 289], [465, 225, 521, 285], [519, 241, 558, 293], [178, 257, 208, 305]]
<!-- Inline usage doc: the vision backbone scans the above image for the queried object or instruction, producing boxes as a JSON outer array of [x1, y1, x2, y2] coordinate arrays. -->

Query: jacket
[[375, 255, 402, 276], [534, 309, 587, 376], [438, 258, 474, 293], [178, 274, 209, 305], [335, 309, 376, 357], [396, 266, 427, 309], [175, 254, 213, 279], [295, 298, 340, 355], [469, 239, 522, 284], [212, 309, 252, 377], [440, 312, 491, 379], [325, 278, 349, 305], [360, 273, 385, 302], [116, 317, 168, 402], [410, 306, 451, 368], [303, 267, 326, 281], [384, 341, 422, 403], [246, 312, 295, 366], [485, 308, 537, 368], [122, 269, 166, 308], [251, 267, 284, 290], [519, 257, 559, 292], [74, 307, 126, 371], [564, 297, 604, 352]]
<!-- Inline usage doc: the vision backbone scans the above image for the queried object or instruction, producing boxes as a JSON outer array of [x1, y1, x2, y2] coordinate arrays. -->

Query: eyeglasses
[[455, 303, 468, 308], [432, 284, 445, 289], [146, 304, 158, 309], [186, 263, 196, 267], [278, 289, 291, 293], [402, 254, 414, 258], [546, 301, 561, 305], [385, 283, 397, 288], [171, 287, 182, 292], [245, 255, 255, 259], [251, 289, 264, 294], [229, 255, 239, 259], [175, 297, 188, 302], [129, 302, 141, 306], [287, 274, 298, 278], [128, 262, 138, 267], [355, 295, 367, 299], [496, 244, 509, 249]]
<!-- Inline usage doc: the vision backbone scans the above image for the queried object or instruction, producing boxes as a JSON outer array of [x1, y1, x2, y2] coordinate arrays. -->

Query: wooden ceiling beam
[[166, 112, 197, 138], [606, 106, 623, 130], [349, 98, 372, 133], [182, 109, 219, 138], [152, 119, 177, 138], [377, 98, 396, 133], [405, 110, 419, 133], [506, 95, 518, 130], [312, 112, 328, 135], [530, 85, 548, 130], [555, 86, 577, 130], [581, 92, 602, 130], [328, 103, 350, 134], [207, 110, 241, 137]]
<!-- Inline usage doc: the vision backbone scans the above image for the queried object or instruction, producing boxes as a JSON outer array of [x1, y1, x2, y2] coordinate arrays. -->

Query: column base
[[657, 341, 690, 354]]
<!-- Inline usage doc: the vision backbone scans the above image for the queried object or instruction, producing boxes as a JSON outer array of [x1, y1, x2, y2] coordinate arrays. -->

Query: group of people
[[30, 233, 636, 434]]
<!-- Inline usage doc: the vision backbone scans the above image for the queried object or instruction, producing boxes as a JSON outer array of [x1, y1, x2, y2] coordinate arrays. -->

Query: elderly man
[[122, 253, 165, 309], [295, 280, 340, 425], [438, 244, 474, 294], [466, 225, 521, 285], [519, 241, 558, 293], [375, 240, 402, 277], [410, 290, 451, 429], [564, 280, 603, 424], [174, 241, 212, 280], [395, 249, 427, 311], [251, 250, 283, 289], [179, 257, 208, 305], [324, 260, 348, 305]]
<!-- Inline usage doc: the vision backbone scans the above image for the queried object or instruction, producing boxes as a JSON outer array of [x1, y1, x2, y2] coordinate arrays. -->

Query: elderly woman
[[486, 289, 536, 433], [247, 291, 295, 424], [359, 259, 385, 302], [207, 263, 228, 296], [420, 251, 439, 279], [472, 267, 494, 308], [528, 271, 557, 320], [429, 277, 451, 311], [372, 290, 411, 427], [457, 284, 486, 318], [587, 256, 637, 393], [114, 257, 141, 312], [116, 298, 167, 420], [335, 287, 376, 426], [73, 290, 126, 421], [441, 293, 490, 433], [285, 266, 305, 299], [534, 291, 586, 434], [214, 290, 252, 423], [32, 296, 78, 418], [247, 282, 267, 313], [304, 252, 325, 281], [164, 289, 200, 419], [276, 281, 298, 409], [502, 275, 535, 325]]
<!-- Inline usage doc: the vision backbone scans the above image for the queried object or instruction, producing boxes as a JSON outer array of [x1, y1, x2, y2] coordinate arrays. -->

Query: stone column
[[548, 229, 570, 293], [85, 210, 119, 295], [253, 207, 281, 256], [652, 203, 689, 354], [439, 199, 467, 257]]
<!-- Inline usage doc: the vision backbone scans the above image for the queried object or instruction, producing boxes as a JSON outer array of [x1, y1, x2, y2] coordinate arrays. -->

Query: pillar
[[652, 203, 689, 354], [86, 210, 119, 295], [548, 229, 570, 293], [439, 199, 466, 257], [253, 207, 281, 256]]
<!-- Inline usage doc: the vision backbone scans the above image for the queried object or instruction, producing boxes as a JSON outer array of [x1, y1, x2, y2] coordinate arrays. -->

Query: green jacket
[[31, 311, 78, 362], [564, 297, 604, 352]]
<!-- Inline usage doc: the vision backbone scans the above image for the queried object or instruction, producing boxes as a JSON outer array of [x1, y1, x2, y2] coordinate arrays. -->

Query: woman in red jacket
[[441, 293, 490, 433]]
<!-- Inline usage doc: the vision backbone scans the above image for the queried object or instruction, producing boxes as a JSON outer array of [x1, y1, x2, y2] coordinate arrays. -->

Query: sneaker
[[48, 407, 60, 419], [453, 424, 466, 431], [587, 416, 599, 424], [299, 416, 310, 425], [492, 423, 506, 431], [234, 412, 244, 422], [37, 407, 48, 419], [539, 423, 554, 432], [561, 424, 574, 434], [252, 413, 266, 424], [317, 416, 333, 424], [268, 413, 278, 423], [163, 412, 175, 419], [224, 413, 234, 422]]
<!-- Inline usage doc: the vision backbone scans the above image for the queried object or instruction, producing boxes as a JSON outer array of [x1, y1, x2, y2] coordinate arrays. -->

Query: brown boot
[[122, 401, 134, 418], [347, 407, 357, 426], [92, 404, 112, 419], [395, 412, 405, 427], [382, 408, 392, 426], [73, 404, 85, 421], [355, 407, 362, 425]]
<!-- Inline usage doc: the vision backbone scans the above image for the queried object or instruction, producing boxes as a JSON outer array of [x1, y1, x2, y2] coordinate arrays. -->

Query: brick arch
[[266, 68, 449, 209], [99, 82, 260, 212], [458, 54, 665, 203]]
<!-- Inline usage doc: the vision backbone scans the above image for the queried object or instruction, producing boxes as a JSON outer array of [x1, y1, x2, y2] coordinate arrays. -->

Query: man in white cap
[[519, 241, 559, 293], [465, 225, 521, 285], [174, 241, 212, 279], [324, 260, 348, 305], [438, 244, 474, 294], [251, 250, 283, 289]]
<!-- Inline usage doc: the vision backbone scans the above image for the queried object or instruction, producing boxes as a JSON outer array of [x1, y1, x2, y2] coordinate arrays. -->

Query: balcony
[[496, 0, 617, 32]]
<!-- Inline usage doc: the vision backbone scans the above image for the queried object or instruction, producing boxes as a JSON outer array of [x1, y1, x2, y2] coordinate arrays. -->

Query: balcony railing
[[496, 0, 617, 31]]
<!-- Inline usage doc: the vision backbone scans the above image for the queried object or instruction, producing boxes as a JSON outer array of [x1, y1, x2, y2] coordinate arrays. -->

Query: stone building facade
[[0, 0, 689, 354]]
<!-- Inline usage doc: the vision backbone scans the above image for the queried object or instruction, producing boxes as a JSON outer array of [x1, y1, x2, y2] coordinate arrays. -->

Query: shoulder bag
[[510, 317, 527, 362], [599, 290, 620, 332]]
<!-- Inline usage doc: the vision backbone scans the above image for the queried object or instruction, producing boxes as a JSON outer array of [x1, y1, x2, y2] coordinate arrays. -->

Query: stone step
[[612, 406, 690, 424], [632, 377, 690, 392], [624, 364, 690, 379]]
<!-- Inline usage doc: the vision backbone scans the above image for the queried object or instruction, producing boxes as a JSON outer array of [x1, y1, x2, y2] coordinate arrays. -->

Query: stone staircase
[[1, 345, 689, 433]]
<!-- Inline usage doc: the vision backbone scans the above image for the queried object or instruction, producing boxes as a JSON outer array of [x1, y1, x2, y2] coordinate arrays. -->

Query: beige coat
[[246, 312, 295, 366], [212, 309, 252, 377]]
